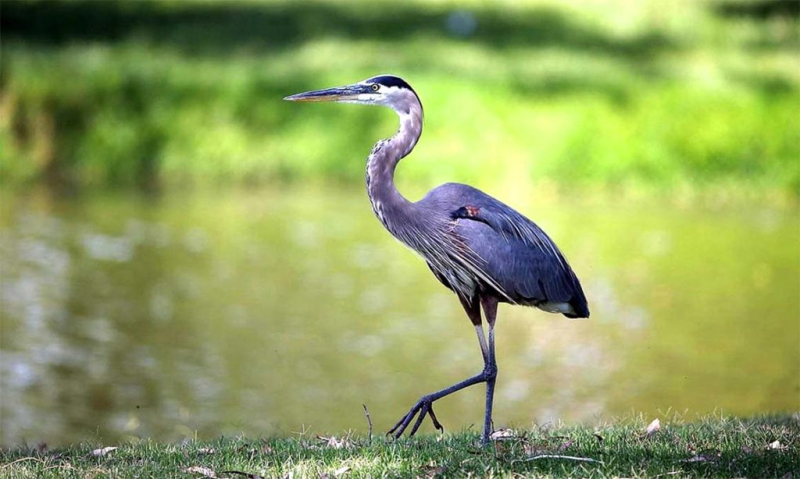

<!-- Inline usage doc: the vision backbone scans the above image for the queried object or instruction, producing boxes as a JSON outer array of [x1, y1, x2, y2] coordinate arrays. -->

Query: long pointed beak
[[283, 83, 372, 103]]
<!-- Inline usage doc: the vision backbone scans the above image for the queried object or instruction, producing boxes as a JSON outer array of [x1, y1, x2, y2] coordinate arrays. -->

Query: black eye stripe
[[365, 75, 417, 95], [368, 75, 412, 90]]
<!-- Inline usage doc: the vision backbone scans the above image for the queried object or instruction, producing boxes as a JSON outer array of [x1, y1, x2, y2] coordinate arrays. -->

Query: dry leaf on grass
[[646, 418, 661, 436], [184, 466, 217, 478], [197, 448, 215, 455], [333, 466, 351, 476], [767, 440, 787, 450], [490, 429, 516, 440], [91, 447, 117, 457], [319, 466, 351, 479], [316, 436, 351, 449], [420, 461, 446, 478], [680, 455, 711, 463]]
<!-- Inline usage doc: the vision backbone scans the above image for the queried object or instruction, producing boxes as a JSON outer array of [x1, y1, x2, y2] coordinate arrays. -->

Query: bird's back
[[417, 183, 589, 318]]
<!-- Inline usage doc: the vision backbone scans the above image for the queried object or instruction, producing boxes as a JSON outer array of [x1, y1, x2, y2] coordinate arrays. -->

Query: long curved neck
[[366, 101, 423, 232]]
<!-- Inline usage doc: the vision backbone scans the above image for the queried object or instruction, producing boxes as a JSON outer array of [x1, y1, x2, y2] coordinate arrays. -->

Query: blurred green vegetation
[[1, 0, 798, 196]]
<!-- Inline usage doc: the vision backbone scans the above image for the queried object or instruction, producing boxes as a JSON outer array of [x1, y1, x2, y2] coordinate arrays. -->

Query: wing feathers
[[449, 191, 589, 318]]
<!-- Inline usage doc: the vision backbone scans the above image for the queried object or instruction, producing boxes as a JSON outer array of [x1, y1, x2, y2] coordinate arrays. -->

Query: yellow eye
[[371, 84, 380, 92]]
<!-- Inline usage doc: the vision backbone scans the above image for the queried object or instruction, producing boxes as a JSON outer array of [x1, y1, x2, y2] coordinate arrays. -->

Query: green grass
[[1, 415, 798, 478], [1, 0, 799, 196]]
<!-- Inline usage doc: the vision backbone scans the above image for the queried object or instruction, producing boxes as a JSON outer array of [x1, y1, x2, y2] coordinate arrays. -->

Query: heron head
[[284, 75, 421, 113]]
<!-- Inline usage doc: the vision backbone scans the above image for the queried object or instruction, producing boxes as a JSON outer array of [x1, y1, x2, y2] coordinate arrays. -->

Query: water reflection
[[1, 187, 798, 446]]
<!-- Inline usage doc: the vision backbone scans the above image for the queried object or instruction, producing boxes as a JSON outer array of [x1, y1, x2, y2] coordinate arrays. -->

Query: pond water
[[1, 186, 798, 446]]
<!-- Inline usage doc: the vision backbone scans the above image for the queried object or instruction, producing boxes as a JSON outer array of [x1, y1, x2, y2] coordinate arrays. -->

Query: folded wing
[[448, 188, 589, 318]]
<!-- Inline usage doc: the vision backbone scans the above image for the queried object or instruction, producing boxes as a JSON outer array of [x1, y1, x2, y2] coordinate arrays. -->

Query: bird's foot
[[387, 396, 444, 439]]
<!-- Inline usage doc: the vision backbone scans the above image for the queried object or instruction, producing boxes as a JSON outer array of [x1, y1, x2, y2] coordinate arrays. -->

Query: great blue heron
[[285, 75, 589, 445]]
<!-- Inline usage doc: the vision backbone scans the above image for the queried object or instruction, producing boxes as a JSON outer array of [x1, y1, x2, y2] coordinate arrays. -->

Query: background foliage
[[1, 0, 799, 452], [1, 0, 798, 196]]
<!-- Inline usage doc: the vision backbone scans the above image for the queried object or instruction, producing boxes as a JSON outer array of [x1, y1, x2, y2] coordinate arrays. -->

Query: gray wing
[[446, 185, 589, 318]]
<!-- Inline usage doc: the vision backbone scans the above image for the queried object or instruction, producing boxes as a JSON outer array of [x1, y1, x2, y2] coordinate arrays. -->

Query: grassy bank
[[1, 415, 798, 478], [1, 0, 799, 195]]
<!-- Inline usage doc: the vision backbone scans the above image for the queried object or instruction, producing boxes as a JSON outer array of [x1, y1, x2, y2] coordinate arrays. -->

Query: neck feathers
[[365, 99, 423, 231]]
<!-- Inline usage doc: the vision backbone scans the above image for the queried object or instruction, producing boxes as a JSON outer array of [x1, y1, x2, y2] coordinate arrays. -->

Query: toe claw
[[390, 398, 445, 439], [428, 405, 444, 432]]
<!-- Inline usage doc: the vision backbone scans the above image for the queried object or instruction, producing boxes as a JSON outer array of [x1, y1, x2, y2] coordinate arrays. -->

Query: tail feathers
[[565, 284, 590, 318], [536, 298, 589, 318], [564, 302, 590, 319]]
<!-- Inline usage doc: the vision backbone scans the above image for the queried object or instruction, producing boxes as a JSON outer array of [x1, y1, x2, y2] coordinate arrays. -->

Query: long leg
[[480, 296, 499, 444], [388, 295, 495, 441]]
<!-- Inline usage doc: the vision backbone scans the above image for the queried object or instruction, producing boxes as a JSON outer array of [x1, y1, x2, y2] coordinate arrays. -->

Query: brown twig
[[0, 457, 46, 470], [363, 403, 373, 445], [526, 454, 604, 464]]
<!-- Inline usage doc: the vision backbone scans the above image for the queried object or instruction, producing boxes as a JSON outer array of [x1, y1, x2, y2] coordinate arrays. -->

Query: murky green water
[[1, 186, 798, 446]]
